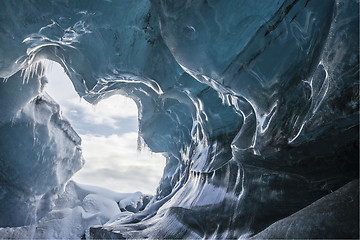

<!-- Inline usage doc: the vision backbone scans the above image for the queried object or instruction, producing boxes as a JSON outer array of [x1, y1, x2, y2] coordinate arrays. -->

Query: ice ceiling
[[0, 0, 358, 239]]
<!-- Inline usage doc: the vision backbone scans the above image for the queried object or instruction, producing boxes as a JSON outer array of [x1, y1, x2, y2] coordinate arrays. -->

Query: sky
[[44, 61, 165, 194]]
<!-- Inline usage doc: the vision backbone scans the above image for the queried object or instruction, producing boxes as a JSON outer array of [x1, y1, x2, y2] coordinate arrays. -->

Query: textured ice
[[251, 179, 359, 239], [0, 0, 358, 239]]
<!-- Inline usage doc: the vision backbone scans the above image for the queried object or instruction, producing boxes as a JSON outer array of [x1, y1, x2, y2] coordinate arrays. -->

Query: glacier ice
[[251, 179, 359, 239], [0, 0, 358, 239]]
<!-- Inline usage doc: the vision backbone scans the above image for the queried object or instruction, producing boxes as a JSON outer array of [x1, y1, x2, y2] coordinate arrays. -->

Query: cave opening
[[43, 61, 165, 194]]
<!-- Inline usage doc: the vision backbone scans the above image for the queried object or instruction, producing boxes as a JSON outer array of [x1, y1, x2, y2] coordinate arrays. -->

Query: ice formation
[[0, 0, 358, 239]]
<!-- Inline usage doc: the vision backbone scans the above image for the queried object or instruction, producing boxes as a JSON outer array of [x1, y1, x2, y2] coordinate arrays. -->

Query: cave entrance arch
[[44, 61, 165, 194]]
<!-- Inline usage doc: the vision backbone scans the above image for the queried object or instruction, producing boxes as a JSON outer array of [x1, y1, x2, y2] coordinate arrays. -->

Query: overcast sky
[[45, 62, 165, 194]]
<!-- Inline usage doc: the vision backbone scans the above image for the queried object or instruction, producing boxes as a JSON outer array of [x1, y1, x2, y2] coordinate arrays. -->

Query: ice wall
[[0, 0, 358, 239], [0, 66, 84, 227]]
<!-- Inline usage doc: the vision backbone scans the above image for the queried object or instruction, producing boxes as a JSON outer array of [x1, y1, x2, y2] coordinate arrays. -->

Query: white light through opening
[[44, 61, 165, 194]]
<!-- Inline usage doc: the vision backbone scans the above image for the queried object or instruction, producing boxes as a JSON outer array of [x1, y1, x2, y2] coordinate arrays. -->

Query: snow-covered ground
[[0, 181, 152, 239]]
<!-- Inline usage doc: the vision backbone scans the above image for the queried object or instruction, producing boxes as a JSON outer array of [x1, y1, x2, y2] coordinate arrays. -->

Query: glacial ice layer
[[0, 0, 358, 239]]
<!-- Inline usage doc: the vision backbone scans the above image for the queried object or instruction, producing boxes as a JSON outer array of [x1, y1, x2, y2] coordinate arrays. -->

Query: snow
[[0, 181, 151, 239]]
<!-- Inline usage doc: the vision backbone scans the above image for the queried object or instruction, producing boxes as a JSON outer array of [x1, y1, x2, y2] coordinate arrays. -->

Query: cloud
[[72, 167, 162, 194], [45, 61, 138, 131], [61, 95, 138, 130], [72, 133, 165, 194]]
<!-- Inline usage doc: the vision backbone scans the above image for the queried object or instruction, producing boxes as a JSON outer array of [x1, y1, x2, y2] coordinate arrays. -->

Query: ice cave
[[0, 0, 358, 239]]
